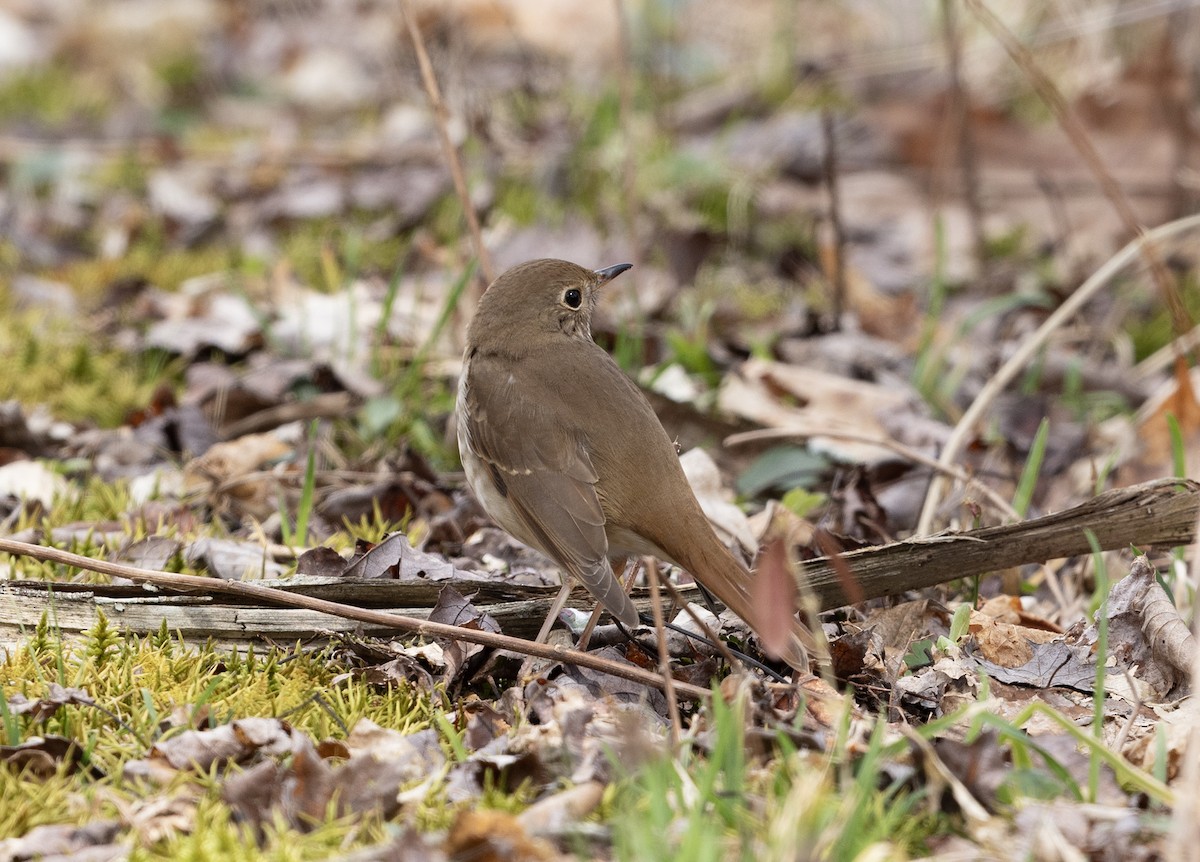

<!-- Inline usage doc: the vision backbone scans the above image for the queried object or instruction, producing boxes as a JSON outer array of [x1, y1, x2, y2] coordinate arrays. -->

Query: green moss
[[0, 64, 110, 128], [92, 149, 151, 196], [0, 312, 180, 427], [277, 215, 408, 290], [57, 242, 237, 298], [495, 178, 554, 227], [0, 621, 436, 856]]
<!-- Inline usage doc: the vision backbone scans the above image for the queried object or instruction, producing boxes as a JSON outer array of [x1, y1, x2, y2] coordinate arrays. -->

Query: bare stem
[[917, 213, 1200, 534], [647, 560, 682, 746], [398, 0, 496, 291], [939, 0, 986, 265], [819, 99, 846, 329]]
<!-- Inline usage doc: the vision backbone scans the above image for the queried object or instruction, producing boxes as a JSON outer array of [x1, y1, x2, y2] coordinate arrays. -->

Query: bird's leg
[[576, 556, 641, 650], [534, 579, 575, 644]]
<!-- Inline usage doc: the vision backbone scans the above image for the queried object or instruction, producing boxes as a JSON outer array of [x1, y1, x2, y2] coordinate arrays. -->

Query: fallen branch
[[810, 477, 1198, 608], [2, 479, 1192, 694], [0, 538, 708, 702]]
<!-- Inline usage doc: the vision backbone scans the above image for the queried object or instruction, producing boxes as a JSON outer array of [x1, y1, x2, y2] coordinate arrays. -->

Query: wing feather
[[462, 353, 637, 626]]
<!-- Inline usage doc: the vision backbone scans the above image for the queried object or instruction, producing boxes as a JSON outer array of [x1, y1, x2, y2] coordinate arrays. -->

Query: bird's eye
[[563, 287, 582, 309]]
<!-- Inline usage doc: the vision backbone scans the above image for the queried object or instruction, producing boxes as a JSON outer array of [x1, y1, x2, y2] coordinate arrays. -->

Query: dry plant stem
[[217, 393, 356, 440], [0, 538, 709, 702], [611, 0, 643, 288], [819, 101, 846, 327], [535, 580, 575, 644], [646, 560, 682, 747], [1168, 519, 1200, 858], [964, 0, 1189, 340], [398, 0, 495, 289], [1036, 561, 1071, 624], [938, 0, 985, 264], [1111, 668, 1143, 756], [916, 213, 1200, 535], [726, 426, 1019, 520], [1134, 322, 1200, 382], [657, 576, 744, 671]]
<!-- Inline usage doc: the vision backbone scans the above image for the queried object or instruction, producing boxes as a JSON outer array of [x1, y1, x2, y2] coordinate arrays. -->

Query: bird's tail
[[678, 536, 815, 672]]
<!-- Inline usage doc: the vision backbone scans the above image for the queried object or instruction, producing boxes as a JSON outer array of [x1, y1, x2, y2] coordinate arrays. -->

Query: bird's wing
[[461, 352, 638, 626]]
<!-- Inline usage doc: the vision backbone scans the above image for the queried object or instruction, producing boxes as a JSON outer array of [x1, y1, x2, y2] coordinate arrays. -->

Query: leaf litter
[[1, 0, 1199, 859]]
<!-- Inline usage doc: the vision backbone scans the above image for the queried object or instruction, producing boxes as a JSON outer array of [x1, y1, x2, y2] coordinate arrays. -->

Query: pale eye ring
[[563, 288, 582, 309]]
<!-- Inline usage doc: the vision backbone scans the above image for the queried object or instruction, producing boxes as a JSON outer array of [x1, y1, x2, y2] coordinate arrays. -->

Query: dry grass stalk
[[819, 97, 847, 328], [917, 207, 1200, 533], [938, 0, 986, 265], [398, 0, 496, 291], [647, 560, 683, 747]]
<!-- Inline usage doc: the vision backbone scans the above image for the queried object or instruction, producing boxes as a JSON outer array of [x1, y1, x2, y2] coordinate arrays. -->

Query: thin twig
[[398, 0, 495, 291], [612, 0, 643, 291], [0, 537, 709, 701], [917, 212, 1200, 535], [939, 0, 986, 265], [646, 560, 682, 746], [964, 0, 1189, 339], [1134, 322, 1200, 382], [819, 95, 846, 329], [657, 576, 745, 671]]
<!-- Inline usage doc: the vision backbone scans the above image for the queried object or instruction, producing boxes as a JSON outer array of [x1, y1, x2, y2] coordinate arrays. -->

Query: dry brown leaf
[[1123, 366, 1200, 483], [517, 781, 605, 837], [445, 809, 557, 862], [751, 538, 799, 661], [718, 358, 914, 463], [1101, 555, 1196, 699], [182, 429, 296, 519]]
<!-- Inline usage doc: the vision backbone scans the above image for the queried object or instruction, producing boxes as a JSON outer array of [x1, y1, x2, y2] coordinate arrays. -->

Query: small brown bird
[[456, 258, 808, 669]]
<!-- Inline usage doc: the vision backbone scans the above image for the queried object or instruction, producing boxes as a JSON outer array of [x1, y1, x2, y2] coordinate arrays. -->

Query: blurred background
[[0, 0, 1198, 535]]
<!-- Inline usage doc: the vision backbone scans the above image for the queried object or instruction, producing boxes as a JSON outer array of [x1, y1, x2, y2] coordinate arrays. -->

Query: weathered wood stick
[[804, 477, 1198, 609], [1, 479, 1194, 643]]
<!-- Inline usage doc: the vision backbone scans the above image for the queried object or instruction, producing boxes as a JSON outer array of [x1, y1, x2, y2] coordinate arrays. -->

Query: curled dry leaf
[[517, 780, 606, 838], [344, 531, 482, 581], [126, 717, 294, 783], [970, 640, 1097, 692], [445, 810, 556, 862], [0, 735, 100, 778], [184, 537, 290, 580], [894, 655, 979, 719], [1095, 554, 1195, 699], [751, 537, 799, 661], [5, 683, 95, 722], [223, 725, 431, 831], [342, 720, 447, 785]]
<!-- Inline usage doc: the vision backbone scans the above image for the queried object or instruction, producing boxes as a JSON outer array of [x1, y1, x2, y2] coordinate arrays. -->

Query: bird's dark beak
[[594, 263, 633, 285]]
